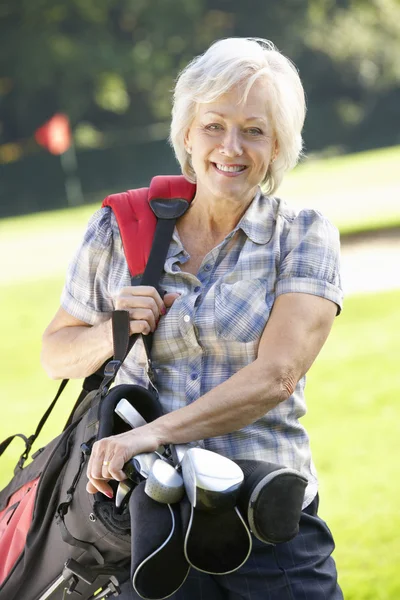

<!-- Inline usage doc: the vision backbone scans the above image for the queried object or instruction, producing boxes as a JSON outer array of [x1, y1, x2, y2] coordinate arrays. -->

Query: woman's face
[[185, 79, 276, 206]]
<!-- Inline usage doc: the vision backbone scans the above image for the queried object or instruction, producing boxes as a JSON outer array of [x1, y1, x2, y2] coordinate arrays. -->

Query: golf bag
[[0, 176, 195, 600]]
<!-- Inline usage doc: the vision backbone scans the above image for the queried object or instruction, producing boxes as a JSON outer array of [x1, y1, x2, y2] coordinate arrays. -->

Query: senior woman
[[42, 38, 343, 599]]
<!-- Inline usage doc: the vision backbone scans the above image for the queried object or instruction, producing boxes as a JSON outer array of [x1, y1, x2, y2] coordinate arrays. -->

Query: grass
[[303, 290, 400, 599], [1, 145, 399, 288], [277, 145, 400, 234], [0, 272, 399, 598], [1, 145, 400, 241]]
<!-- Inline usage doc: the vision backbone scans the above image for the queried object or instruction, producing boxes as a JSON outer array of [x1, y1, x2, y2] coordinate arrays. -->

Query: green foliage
[[306, 0, 400, 90], [0, 0, 229, 139], [0, 0, 399, 152]]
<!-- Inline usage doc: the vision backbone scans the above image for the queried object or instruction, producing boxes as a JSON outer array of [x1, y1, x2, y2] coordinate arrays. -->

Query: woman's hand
[[86, 425, 161, 497], [114, 286, 180, 335]]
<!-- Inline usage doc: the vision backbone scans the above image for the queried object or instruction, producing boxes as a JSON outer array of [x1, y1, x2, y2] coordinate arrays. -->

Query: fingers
[[114, 286, 180, 335], [86, 428, 161, 496], [86, 437, 128, 497], [163, 292, 181, 308], [115, 286, 165, 335], [116, 286, 164, 314]]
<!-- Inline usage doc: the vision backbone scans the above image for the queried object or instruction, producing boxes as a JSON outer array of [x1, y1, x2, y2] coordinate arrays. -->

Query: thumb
[[163, 292, 180, 308]]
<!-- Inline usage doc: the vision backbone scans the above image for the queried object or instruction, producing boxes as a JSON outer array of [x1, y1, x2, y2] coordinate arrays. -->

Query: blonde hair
[[169, 37, 306, 195]]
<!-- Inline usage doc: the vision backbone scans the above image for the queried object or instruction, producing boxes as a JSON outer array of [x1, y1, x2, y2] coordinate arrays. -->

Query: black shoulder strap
[[97, 196, 190, 391], [1, 198, 190, 472], [0, 379, 68, 473]]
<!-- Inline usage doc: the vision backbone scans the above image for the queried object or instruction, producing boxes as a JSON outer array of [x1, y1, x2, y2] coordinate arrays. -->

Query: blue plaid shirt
[[61, 189, 343, 508]]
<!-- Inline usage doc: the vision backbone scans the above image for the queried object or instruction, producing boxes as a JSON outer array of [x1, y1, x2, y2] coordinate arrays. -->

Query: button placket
[[186, 356, 202, 402]]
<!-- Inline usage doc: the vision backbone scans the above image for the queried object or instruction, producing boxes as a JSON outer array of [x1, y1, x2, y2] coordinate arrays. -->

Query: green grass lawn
[[1, 144, 400, 239], [0, 276, 399, 599], [278, 145, 400, 234]]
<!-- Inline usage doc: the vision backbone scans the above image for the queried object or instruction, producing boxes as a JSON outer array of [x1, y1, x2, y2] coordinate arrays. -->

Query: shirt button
[[194, 286, 201, 293], [191, 373, 198, 381], [183, 315, 190, 323], [204, 263, 211, 271]]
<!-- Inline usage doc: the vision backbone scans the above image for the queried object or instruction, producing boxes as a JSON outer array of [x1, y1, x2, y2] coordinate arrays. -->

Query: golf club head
[[145, 459, 185, 505], [123, 452, 160, 483], [115, 398, 148, 428], [115, 479, 135, 510], [169, 442, 199, 467], [181, 448, 244, 511]]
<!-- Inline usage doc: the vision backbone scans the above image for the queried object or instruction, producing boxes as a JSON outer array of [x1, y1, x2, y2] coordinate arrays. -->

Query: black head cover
[[97, 384, 163, 440], [236, 459, 308, 544], [180, 495, 252, 575], [129, 481, 190, 599]]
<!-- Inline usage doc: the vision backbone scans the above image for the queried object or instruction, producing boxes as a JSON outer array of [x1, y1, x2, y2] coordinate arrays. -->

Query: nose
[[220, 128, 243, 157]]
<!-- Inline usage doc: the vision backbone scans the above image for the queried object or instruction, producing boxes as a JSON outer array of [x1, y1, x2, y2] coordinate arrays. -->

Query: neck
[[186, 186, 257, 238]]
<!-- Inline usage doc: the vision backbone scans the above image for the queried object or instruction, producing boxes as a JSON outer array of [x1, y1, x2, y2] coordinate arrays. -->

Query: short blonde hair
[[169, 37, 306, 195]]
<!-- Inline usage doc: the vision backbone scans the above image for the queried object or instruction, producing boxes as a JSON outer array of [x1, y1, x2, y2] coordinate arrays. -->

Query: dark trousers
[[120, 494, 343, 600]]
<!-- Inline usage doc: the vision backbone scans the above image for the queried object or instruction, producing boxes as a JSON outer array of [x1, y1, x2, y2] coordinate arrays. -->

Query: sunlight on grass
[[304, 290, 400, 600], [279, 145, 400, 233], [1, 145, 399, 239]]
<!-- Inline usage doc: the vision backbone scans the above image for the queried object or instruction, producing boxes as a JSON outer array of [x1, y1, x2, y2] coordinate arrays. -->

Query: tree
[[0, 0, 230, 144]]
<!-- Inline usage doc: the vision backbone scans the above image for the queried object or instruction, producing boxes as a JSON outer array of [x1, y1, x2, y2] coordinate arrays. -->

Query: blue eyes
[[206, 124, 223, 131], [246, 128, 263, 136], [205, 124, 263, 136]]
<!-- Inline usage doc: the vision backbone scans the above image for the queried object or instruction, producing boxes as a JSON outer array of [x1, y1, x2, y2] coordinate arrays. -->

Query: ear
[[271, 139, 279, 162], [184, 130, 192, 154]]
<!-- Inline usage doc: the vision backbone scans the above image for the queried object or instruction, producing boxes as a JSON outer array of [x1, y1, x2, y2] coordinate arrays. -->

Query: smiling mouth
[[213, 163, 248, 174]]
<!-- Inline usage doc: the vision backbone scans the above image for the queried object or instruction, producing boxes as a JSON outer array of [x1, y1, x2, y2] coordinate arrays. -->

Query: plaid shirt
[[61, 189, 343, 508]]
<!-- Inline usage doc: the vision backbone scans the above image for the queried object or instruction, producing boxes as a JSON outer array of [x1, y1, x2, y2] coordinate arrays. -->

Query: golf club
[[114, 398, 148, 428], [181, 447, 244, 511], [144, 458, 185, 504], [115, 479, 135, 510]]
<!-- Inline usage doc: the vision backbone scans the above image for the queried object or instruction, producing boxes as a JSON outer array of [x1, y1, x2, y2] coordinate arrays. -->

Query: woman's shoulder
[[82, 205, 120, 248], [266, 194, 340, 240]]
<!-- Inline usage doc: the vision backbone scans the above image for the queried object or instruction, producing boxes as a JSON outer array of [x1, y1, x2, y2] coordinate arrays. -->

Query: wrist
[[145, 418, 170, 451], [98, 316, 114, 357]]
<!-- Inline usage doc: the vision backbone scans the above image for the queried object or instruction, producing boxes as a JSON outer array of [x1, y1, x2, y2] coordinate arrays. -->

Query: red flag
[[35, 113, 72, 155]]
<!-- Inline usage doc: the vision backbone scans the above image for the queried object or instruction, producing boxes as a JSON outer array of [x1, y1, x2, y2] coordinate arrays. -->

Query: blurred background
[[1, 1, 399, 599], [1, 0, 400, 216]]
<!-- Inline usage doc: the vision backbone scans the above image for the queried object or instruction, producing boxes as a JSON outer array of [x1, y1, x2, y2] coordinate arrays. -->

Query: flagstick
[[60, 143, 84, 206]]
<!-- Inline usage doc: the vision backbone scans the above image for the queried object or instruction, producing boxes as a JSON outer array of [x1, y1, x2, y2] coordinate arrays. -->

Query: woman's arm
[[41, 307, 113, 380], [41, 287, 178, 379], [86, 292, 338, 495]]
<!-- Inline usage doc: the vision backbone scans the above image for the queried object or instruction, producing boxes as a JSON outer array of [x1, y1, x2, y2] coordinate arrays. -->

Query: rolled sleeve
[[276, 209, 343, 314], [61, 207, 116, 325]]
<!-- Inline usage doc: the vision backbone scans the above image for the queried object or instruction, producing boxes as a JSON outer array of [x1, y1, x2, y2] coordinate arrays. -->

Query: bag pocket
[[0, 477, 40, 586]]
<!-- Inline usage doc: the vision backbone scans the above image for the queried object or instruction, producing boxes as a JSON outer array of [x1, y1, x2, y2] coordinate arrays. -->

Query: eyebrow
[[204, 111, 267, 124]]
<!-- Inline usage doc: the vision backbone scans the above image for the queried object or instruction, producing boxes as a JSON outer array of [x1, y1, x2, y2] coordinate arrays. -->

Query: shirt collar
[[169, 188, 276, 253], [237, 188, 276, 244]]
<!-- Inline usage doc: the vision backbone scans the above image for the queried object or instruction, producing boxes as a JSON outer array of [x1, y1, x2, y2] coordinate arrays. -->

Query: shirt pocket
[[214, 278, 271, 342]]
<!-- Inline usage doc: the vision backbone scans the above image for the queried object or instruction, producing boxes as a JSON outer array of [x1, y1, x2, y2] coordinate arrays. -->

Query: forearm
[[41, 318, 113, 380], [149, 358, 292, 447]]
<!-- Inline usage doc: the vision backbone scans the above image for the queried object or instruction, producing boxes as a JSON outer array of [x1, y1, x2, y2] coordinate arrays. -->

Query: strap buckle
[[14, 434, 36, 473], [104, 360, 121, 379], [98, 360, 122, 397]]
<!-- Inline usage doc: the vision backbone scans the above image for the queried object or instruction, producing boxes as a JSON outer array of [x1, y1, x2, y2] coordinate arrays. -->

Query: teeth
[[216, 163, 246, 173]]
